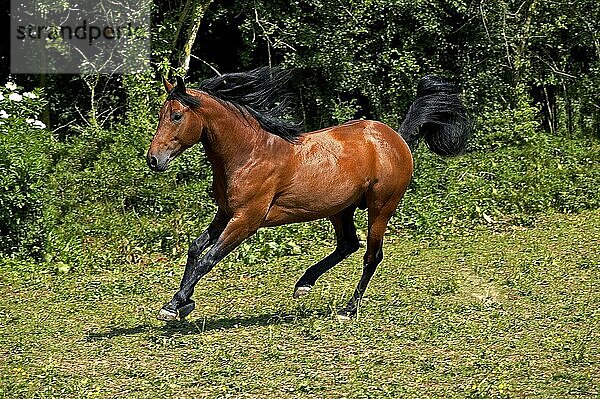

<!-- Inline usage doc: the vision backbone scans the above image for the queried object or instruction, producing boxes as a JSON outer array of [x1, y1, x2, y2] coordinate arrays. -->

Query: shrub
[[470, 90, 539, 151], [394, 131, 600, 235], [0, 83, 53, 257]]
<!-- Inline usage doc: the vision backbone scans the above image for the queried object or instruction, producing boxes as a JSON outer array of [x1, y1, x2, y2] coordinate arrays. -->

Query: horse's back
[[310, 119, 414, 205], [302, 119, 412, 178]]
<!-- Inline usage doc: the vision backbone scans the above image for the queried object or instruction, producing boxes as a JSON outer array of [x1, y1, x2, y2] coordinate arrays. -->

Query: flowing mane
[[170, 67, 301, 143]]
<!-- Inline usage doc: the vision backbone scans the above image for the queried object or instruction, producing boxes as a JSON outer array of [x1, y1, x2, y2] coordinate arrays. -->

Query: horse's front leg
[[179, 210, 229, 290], [157, 212, 263, 321]]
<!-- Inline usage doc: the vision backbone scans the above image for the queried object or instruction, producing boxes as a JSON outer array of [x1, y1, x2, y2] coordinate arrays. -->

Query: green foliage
[[44, 119, 215, 268], [45, 120, 333, 269], [35, 115, 599, 269], [395, 133, 600, 236], [0, 84, 53, 257], [3, 76, 599, 267], [225, 0, 472, 127], [470, 89, 539, 151], [196, 0, 600, 137]]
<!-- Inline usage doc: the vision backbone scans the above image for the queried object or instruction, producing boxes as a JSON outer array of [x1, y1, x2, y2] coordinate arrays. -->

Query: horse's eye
[[171, 112, 183, 122]]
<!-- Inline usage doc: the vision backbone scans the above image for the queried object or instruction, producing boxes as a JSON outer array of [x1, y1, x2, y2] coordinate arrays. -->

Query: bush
[[470, 89, 539, 151], [3, 78, 599, 268], [44, 120, 217, 269], [0, 83, 53, 257], [44, 117, 600, 270], [394, 131, 600, 235]]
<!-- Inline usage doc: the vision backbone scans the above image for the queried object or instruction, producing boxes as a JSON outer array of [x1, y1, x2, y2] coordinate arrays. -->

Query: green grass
[[1, 210, 598, 398]]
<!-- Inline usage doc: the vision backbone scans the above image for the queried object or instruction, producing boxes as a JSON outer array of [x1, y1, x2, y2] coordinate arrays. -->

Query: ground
[[1, 210, 599, 398]]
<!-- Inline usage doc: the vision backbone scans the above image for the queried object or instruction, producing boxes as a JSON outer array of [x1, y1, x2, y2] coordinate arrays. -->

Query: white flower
[[9, 93, 23, 102], [32, 120, 46, 129], [5, 82, 17, 91], [26, 118, 35, 124], [23, 92, 37, 99], [0, 110, 9, 119], [0, 93, 4, 101]]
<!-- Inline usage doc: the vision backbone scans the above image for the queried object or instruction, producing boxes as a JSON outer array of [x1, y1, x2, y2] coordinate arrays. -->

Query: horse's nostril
[[149, 155, 158, 169]]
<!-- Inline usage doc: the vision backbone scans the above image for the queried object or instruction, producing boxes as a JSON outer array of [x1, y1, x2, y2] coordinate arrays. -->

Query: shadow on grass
[[86, 309, 330, 341]]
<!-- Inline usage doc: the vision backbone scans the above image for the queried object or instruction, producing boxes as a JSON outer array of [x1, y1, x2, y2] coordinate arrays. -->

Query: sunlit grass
[[1, 210, 598, 398]]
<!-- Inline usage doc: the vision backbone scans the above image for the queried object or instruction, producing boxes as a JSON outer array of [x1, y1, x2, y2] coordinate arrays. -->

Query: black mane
[[167, 80, 200, 108], [172, 67, 301, 143]]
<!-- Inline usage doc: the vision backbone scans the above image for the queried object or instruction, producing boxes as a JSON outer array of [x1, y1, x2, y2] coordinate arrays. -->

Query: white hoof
[[157, 307, 178, 322], [293, 286, 312, 299], [336, 313, 353, 322]]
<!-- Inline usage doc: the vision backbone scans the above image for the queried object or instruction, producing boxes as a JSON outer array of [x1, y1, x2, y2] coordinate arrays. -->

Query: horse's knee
[[187, 244, 199, 258], [187, 235, 207, 258]]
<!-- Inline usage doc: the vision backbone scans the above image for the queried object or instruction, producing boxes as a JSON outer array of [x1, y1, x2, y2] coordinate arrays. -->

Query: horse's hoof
[[337, 315, 352, 322], [336, 313, 353, 322], [156, 300, 195, 322], [293, 286, 312, 299], [336, 309, 355, 322], [157, 306, 178, 322]]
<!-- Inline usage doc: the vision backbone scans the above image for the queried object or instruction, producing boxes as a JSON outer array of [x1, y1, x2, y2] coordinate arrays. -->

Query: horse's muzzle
[[147, 153, 168, 172]]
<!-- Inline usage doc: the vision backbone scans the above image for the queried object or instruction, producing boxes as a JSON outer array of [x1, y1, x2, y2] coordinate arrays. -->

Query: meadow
[[1, 208, 598, 398], [2, 1, 600, 395]]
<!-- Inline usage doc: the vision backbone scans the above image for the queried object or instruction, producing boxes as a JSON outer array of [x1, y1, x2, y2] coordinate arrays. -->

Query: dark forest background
[[1, 0, 599, 266]]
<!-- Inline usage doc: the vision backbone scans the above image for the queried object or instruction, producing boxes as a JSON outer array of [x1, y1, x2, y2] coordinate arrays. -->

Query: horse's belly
[[263, 175, 367, 226]]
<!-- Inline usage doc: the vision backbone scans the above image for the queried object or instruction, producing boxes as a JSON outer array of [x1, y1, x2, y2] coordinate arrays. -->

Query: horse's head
[[147, 76, 203, 172]]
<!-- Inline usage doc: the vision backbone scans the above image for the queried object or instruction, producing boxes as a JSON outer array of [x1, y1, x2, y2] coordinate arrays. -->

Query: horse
[[147, 67, 471, 321]]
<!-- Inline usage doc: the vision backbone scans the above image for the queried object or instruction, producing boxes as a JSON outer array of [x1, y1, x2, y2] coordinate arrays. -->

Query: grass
[[1, 209, 598, 398]]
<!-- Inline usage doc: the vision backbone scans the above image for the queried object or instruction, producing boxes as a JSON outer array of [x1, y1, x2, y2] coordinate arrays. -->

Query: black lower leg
[[180, 212, 228, 290], [172, 244, 223, 304], [158, 251, 220, 321], [295, 207, 359, 291], [295, 240, 359, 289], [339, 265, 376, 317], [339, 247, 383, 318], [158, 224, 222, 321], [180, 233, 211, 289], [158, 213, 259, 322]]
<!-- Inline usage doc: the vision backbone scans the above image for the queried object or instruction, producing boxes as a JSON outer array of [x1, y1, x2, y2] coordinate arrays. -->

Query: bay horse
[[147, 67, 471, 321]]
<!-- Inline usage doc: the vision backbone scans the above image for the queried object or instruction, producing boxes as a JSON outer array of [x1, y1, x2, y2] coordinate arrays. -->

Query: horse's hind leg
[[338, 201, 396, 319], [293, 205, 359, 298]]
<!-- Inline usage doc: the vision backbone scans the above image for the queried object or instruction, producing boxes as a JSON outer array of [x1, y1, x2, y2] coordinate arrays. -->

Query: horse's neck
[[199, 96, 268, 172]]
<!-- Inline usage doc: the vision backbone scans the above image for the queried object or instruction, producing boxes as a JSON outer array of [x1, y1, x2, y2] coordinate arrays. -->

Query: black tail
[[399, 75, 472, 156]]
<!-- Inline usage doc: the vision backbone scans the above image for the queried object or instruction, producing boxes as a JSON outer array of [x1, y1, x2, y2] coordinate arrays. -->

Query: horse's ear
[[175, 76, 186, 93], [162, 76, 173, 93]]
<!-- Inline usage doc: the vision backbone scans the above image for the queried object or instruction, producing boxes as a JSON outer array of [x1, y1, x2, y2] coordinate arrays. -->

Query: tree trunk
[[543, 85, 557, 135], [563, 83, 572, 136], [170, 0, 213, 75]]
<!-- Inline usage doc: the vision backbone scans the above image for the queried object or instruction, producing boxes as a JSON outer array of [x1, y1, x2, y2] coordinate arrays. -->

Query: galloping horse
[[147, 67, 471, 321]]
